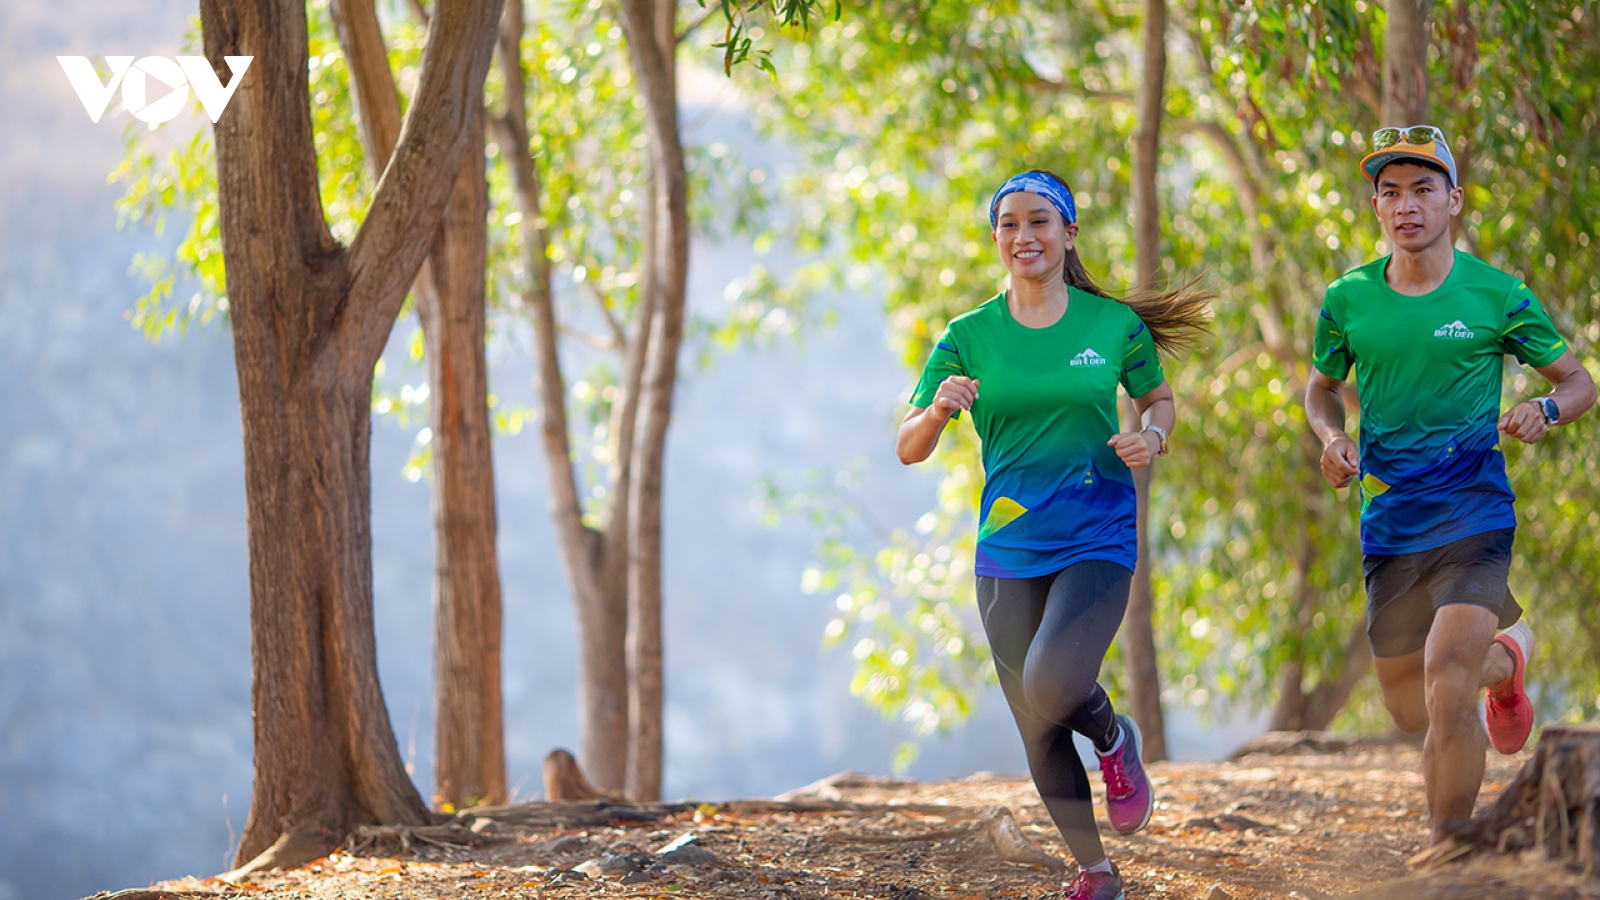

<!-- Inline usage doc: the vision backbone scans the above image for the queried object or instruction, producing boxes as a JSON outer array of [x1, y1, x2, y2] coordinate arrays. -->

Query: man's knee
[[1423, 647, 1483, 723], [1375, 652, 1428, 733], [1381, 689, 1428, 734]]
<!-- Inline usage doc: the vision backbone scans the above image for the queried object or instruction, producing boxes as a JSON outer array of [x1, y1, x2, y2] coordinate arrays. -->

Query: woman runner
[[896, 170, 1210, 900]]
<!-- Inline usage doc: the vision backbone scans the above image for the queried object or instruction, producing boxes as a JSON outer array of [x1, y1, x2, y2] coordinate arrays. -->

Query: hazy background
[[0, 4, 1252, 899]]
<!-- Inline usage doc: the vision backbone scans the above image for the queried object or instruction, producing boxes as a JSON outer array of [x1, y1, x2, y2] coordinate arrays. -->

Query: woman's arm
[[897, 375, 979, 464], [1108, 382, 1175, 468]]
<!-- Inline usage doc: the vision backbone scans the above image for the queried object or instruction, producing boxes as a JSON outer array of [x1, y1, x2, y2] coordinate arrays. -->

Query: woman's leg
[[978, 571, 1117, 867], [1022, 560, 1132, 751]]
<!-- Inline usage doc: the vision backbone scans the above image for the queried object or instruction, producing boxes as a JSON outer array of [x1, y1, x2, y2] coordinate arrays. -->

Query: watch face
[[1542, 398, 1560, 424]]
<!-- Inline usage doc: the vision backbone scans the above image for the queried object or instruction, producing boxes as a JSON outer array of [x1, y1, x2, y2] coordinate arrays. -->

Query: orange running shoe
[[1486, 621, 1534, 755]]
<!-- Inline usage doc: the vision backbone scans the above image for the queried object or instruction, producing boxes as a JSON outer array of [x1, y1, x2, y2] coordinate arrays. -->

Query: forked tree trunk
[[618, 0, 690, 803], [1124, 0, 1170, 763], [331, 0, 507, 811], [490, 0, 632, 793], [200, 0, 502, 871]]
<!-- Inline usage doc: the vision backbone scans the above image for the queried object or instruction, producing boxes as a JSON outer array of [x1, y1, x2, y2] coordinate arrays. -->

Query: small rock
[[529, 834, 589, 855], [574, 851, 652, 879], [469, 817, 501, 834], [657, 844, 722, 867], [1205, 887, 1234, 900], [543, 868, 587, 884], [656, 831, 702, 854]]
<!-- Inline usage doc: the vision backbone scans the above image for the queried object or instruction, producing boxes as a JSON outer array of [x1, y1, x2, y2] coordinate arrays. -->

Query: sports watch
[[1143, 424, 1169, 457], [1535, 396, 1560, 426]]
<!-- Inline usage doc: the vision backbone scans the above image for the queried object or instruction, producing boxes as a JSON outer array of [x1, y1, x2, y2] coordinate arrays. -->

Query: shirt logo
[[1433, 320, 1475, 340], [1070, 348, 1107, 367]]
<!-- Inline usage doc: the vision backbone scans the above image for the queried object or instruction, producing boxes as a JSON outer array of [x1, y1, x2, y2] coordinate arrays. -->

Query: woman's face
[[991, 191, 1078, 283]]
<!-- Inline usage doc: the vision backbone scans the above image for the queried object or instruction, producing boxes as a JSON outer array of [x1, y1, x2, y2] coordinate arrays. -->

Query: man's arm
[[1499, 350, 1599, 443], [1305, 371, 1359, 488]]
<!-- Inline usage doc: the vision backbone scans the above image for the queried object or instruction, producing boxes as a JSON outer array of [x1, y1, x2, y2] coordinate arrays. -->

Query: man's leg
[[1373, 649, 1428, 735], [1418, 603, 1506, 843]]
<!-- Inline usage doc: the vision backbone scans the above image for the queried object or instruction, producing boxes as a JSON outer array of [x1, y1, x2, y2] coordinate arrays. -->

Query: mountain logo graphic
[[1433, 320, 1475, 339], [1070, 347, 1107, 367]]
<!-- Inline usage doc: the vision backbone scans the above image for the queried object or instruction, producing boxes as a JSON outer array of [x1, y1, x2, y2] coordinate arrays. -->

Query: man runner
[[1305, 124, 1597, 844]]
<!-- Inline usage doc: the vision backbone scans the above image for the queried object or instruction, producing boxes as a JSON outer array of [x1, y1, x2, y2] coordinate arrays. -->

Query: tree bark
[[1123, 0, 1170, 763], [199, 0, 502, 871], [490, 0, 631, 793], [1268, 522, 1372, 731], [331, 0, 507, 810], [421, 124, 506, 810], [618, 0, 689, 802], [1381, 0, 1434, 125]]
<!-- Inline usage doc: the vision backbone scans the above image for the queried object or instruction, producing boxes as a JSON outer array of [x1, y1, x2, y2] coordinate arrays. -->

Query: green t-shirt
[[1312, 250, 1568, 554], [911, 289, 1165, 577]]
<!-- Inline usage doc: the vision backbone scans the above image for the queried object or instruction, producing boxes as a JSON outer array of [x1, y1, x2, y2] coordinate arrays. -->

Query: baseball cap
[[1360, 125, 1459, 187]]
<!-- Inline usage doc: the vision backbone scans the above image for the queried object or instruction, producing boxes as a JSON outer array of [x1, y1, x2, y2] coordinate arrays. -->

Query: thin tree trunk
[[1124, 0, 1170, 763], [332, 0, 507, 810], [619, 0, 688, 802], [201, 0, 502, 871], [489, 0, 630, 792], [1382, 0, 1434, 125], [421, 121, 505, 809]]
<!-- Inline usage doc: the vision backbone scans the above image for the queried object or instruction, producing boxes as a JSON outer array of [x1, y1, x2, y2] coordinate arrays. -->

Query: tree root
[[345, 822, 487, 856], [219, 827, 334, 882]]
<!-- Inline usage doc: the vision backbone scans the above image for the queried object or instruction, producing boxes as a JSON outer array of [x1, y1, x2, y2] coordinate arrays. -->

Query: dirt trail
[[121, 739, 1560, 900]]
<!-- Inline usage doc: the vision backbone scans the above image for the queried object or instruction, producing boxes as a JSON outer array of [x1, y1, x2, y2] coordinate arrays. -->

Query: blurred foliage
[[111, 0, 803, 486], [751, 0, 1600, 747], [105, 0, 1600, 749]]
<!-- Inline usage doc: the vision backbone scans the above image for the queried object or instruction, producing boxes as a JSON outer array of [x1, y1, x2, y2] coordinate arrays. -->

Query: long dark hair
[[1031, 169, 1213, 356]]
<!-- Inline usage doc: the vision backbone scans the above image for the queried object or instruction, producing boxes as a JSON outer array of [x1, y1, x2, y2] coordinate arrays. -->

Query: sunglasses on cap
[[1372, 125, 1446, 151]]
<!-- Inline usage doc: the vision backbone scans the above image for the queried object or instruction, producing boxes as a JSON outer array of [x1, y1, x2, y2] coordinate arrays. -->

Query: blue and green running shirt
[[911, 289, 1165, 578], [1313, 250, 1569, 556]]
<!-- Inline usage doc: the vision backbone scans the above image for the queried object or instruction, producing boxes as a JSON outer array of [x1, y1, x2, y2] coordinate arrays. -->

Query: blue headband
[[989, 172, 1077, 228]]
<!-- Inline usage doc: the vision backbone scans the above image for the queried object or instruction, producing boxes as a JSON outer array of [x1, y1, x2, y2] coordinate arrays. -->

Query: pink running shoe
[[1060, 863, 1124, 900], [1097, 713, 1154, 834], [1486, 621, 1534, 755]]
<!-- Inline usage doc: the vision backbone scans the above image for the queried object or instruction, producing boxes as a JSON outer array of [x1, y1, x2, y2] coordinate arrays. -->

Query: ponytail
[[1031, 169, 1213, 356], [1063, 247, 1213, 356]]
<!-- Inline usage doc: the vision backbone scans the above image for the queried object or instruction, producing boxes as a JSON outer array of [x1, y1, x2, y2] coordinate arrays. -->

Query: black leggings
[[977, 560, 1131, 865]]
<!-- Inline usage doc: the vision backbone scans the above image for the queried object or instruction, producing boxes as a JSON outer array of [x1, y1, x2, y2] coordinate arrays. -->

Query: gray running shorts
[[1362, 528, 1521, 659]]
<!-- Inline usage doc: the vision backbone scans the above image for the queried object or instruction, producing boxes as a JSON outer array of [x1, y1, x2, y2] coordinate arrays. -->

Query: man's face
[[1370, 161, 1464, 254]]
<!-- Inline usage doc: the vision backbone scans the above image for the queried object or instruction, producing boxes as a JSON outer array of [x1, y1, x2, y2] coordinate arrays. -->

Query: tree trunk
[[1268, 520, 1372, 731], [1123, 0, 1170, 763], [421, 123, 505, 810], [200, 0, 502, 871], [1381, 0, 1434, 125], [331, 0, 507, 810], [618, 0, 688, 802], [490, 0, 631, 793]]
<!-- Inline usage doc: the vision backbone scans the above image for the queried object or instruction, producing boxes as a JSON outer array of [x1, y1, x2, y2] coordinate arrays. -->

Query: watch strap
[[1143, 424, 1169, 457]]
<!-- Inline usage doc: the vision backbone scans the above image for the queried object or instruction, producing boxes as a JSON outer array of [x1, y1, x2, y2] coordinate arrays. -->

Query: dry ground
[[111, 736, 1594, 900]]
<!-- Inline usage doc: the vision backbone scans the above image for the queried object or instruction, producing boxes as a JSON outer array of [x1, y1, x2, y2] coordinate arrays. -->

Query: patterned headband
[[989, 172, 1077, 228]]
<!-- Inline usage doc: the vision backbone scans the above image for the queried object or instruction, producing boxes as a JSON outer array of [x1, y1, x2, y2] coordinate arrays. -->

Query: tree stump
[[544, 748, 624, 801], [1417, 725, 1600, 874]]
